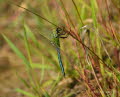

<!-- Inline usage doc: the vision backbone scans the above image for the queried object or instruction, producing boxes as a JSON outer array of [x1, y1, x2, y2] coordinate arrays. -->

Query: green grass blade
[[43, 91, 51, 97], [2, 34, 31, 68], [90, 0, 98, 28], [16, 72, 30, 88], [24, 23, 32, 64], [31, 63, 53, 69], [15, 88, 37, 97], [24, 24, 39, 48]]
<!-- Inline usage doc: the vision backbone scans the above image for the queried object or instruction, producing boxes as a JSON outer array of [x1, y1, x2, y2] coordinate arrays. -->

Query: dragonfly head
[[52, 27, 62, 38], [56, 27, 63, 34], [55, 27, 68, 38]]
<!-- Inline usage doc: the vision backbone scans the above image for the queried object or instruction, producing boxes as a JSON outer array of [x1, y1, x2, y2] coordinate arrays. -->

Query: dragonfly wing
[[26, 25, 66, 75], [29, 26, 63, 50]]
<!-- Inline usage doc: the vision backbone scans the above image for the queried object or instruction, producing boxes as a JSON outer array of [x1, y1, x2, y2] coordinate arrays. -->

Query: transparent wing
[[28, 25, 60, 49], [25, 25, 67, 76]]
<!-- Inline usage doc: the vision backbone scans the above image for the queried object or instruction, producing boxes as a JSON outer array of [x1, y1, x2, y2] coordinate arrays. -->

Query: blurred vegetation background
[[0, 0, 120, 97]]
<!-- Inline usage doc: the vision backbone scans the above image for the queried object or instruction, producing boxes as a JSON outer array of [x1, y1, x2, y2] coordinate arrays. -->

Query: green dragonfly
[[11, 3, 69, 76], [52, 27, 69, 76]]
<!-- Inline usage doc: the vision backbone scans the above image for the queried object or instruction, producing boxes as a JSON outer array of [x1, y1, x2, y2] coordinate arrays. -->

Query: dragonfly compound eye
[[56, 27, 62, 34]]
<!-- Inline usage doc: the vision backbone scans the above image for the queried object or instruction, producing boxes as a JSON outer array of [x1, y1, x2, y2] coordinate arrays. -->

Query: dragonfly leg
[[56, 27, 69, 39], [60, 33, 69, 38], [56, 33, 69, 38]]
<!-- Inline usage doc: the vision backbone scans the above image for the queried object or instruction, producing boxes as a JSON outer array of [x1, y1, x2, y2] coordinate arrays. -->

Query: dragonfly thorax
[[56, 27, 63, 33], [52, 27, 68, 39]]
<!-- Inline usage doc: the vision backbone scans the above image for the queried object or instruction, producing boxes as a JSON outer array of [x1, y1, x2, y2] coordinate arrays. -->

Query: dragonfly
[[52, 27, 69, 76], [10, 2, 69, 76]]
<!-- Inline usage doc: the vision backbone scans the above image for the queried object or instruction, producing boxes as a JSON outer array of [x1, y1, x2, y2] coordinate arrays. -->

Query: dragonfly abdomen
[[56, 48, 65, 76]]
